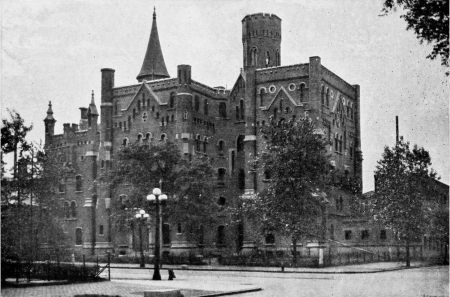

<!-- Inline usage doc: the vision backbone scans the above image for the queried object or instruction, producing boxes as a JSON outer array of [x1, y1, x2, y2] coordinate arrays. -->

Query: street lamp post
[[147, 187, 167, 280], [135, 209, 149, 268]]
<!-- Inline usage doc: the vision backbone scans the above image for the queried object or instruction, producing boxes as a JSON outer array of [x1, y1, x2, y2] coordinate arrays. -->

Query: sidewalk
[[106, 260, 430, 274]]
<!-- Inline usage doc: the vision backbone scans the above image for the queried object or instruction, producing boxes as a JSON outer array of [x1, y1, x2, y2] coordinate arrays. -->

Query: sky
[[2, 0, 449, 192]]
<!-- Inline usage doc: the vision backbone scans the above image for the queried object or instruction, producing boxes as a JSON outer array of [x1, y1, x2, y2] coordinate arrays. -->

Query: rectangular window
[[380, 230, 387, 240], [345, 230, 352, 240], [361, 230, 369, 240]]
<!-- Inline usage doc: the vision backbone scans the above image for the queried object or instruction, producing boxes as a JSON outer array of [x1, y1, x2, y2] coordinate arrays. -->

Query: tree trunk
[[292, 237, 297, 267]]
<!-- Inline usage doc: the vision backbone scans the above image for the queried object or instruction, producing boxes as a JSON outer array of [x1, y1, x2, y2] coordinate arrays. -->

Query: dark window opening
[[219, 102, 227, 118], [70, 201, 77, 217], [237, 135, 245, 152], [238, 169, 245, 190], [217, 225, 225, 245], [75, 176, 82, 192], [99, 225, 104, 235], [75, 228, 83, 245], [218, 197, 226, 206], [361, 230, 369, 240], [380, 230, 387, 240], [345, 230, 352, 240], [265, 233, 275, 244]]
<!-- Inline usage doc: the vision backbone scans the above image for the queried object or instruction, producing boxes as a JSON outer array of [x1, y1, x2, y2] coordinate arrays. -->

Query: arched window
[[101, 160, 105, 169], [146, 132, 152, 141], [300, 84, 305, 101], [169, 92, 175, 109], [177, 223, 182, 234], [70, 201, 77, 217], [196, 135, 201, 151], [265, 51, 270, 67], [260, 88, 266, 106], [276, 49, 280, 66], [171, 115, 175, 122], [123, 138, 129, 147], [251, 47, 258, 66], [162, 223, 171, 244], [75, 228, 83, 245], [137, 134, 143, 145], [238, 168, 245, 189], [237, 135, 245, 152], [99, 225, 104, 235], [240, 100, 244, 120], [160, 134, 166, 141], [218, 140, 225, 152], [204, 99, 208, 115], [194, 96, 200, 112], [156, 112, 159, 119], [203, 136, 208, 153], [265, 233, 275, 244], [64, 201, 70, 218], [219, 102, 227, 118], [75, 175, 82, 192]]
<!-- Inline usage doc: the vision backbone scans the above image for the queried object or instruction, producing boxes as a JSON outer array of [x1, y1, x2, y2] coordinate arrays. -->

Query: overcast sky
[[2, 0, 448, 192]]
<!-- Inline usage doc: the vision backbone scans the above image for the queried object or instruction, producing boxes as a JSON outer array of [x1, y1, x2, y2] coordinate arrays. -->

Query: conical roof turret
[[44, 101, 55, 121], [88, 90, 99, 116], [136, 8, 170, 82]]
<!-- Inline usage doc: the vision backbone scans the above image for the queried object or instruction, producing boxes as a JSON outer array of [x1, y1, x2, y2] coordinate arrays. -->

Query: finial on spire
[[48, 101, 52, 109], [91, 90, 95, 104], [153, 7, 156, 19], [45, 101, 55, 121]]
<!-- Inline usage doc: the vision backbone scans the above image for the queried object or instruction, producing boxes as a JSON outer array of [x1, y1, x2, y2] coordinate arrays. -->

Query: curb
[[197, 287, 262, 297], [108, 264, 434, 275]]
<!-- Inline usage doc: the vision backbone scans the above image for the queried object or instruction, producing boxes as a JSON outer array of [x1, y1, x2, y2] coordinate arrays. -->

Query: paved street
[[2, 265, 448, 296], [111, 266, 448, 297]]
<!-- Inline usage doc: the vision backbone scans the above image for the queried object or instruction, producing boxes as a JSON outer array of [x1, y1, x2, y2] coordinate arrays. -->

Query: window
[[101, 160, 105, 169], [269, 85, 276, 93], [300, 84, 305, 101], [138, 100, 141, 111], [265, 233, 275, 245], [275, 49, 280, 66], [264, 170, 272, 180], [235, 106, 239, 120], [218, 168, 226, 184], [334, 134, 339, 152], [177, 223, 182, 234], [203, 136, 208, 153], [380, 230, 387, 240], [169, 93, 175, 109], [194, 96, 200, 112], [361, 230, 369, 240], [217, 225, 225, 245], [196, 135, 201, 151], [75, 176, 82, 192], [64, 201, 70, 218], [250, 47, 258, 66], [265, 51, 270, 67], [218, 140, 225, 153], [326, 88, 330, 106], [231, 151, 235, 172], [330, 224, 335, 240], [160, 134, 166, 141], [156, 112, 159, 119], [239, 100, 244, 120], [59, 179, 66, 193], [260, 88, 266, 106], [238, 169, 245, 189], [99, 225, 104, 235], [219, 102, 227, 118], [218, 197, 226, 206], [75, 228, 83, 245], [70, 201, 77, 217], [137, 134, 143, 145], [128, 116, 131, 129], [166, 115, 169, 125], [345, 230, 352, 240], [114, 101, 118, 115], [162, 223, 171, 244], [204, 99, 208, 115], [146, 132, 152, 141], [273, 108, 278, 120], [161, 117, 165, 127], [321, 86, 325, 105], [171, 115, 175, 122], [133, 108, 136, 119], [236, 135, 245, 152]]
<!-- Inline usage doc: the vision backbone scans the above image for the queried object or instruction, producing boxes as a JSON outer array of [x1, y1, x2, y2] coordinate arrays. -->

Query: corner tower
[[242, 13, 281, 70], [136, 8, 170, 82], [44, 101, 56, 146]]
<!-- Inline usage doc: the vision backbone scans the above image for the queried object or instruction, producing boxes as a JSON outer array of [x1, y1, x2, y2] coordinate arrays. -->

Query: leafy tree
[[381, 0, 449, 74], [370, 137, 440, 266], [103, 141, 219, 244], [241, 117, 330, 264]]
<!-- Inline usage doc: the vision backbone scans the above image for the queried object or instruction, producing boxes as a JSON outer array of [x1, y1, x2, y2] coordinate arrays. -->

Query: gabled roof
[[262, 86, 303, 110], [136, 8, 170, 82], [122, 83, 165, 111]]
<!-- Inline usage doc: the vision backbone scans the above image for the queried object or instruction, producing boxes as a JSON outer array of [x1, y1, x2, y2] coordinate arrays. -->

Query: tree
[[370, 137, 440, 266], [103, 141, 219, 243], [241, 117, 330, 264], [381, 0, 449, 74]]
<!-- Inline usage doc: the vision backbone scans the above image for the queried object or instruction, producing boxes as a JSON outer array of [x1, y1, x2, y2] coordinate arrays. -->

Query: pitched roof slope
[[136, 8, 170, 82]]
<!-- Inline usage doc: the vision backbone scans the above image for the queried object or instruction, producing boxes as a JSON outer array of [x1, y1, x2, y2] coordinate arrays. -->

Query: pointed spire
[[45, 101, 55, 121], [88, 90, 99, 116], [137, 8, 170, 82]]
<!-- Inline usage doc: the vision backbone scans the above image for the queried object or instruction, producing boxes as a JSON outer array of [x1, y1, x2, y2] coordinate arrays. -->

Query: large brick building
[[44, 11, 368, 257]]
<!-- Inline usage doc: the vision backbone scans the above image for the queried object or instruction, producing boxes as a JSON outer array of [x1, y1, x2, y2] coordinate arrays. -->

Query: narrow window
[[265, 234, 275, 244], [203, 136, 208, 153], [128, 116, 131, 129], [380, 230, 387, 240], [219, 102, 227, 118], [260, 88, 266, 106], [75, 176, 82, 192], [101, 160, 105, 169], [300, 84, 305, 101], [59, 179, 66, 193], [64, 201, 70, 218], [239, 100, 244, 120], [361, 230, 369, 240], [70, 201, 77, 217], [169, 93, 175, 109], [236, 135, 245, 152], [218, 168, 226, 184], [195, 96, 200, 112], [204, 99, 208, 115], [137, 134, 143, 145], [345, 230, 352, 240], [160, 134, 166, 141], [217, 225, 225, 245], [75, 228, 83, 245], [99, 225, 104, 235], [231, 151, 235, 172], [265, 51, 270, 67], [326, 89, 330, 106], [321, 86, 325, 105], [273, 108, 278, 120], [177, 223, 182, 234], [238, 169, 245, 189], [196, 135, 201, 151]]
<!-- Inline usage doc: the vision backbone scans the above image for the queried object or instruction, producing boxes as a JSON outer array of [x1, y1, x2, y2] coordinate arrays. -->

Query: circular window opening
[[288, 83, 296, 91], [269, 85, 276, 93]]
